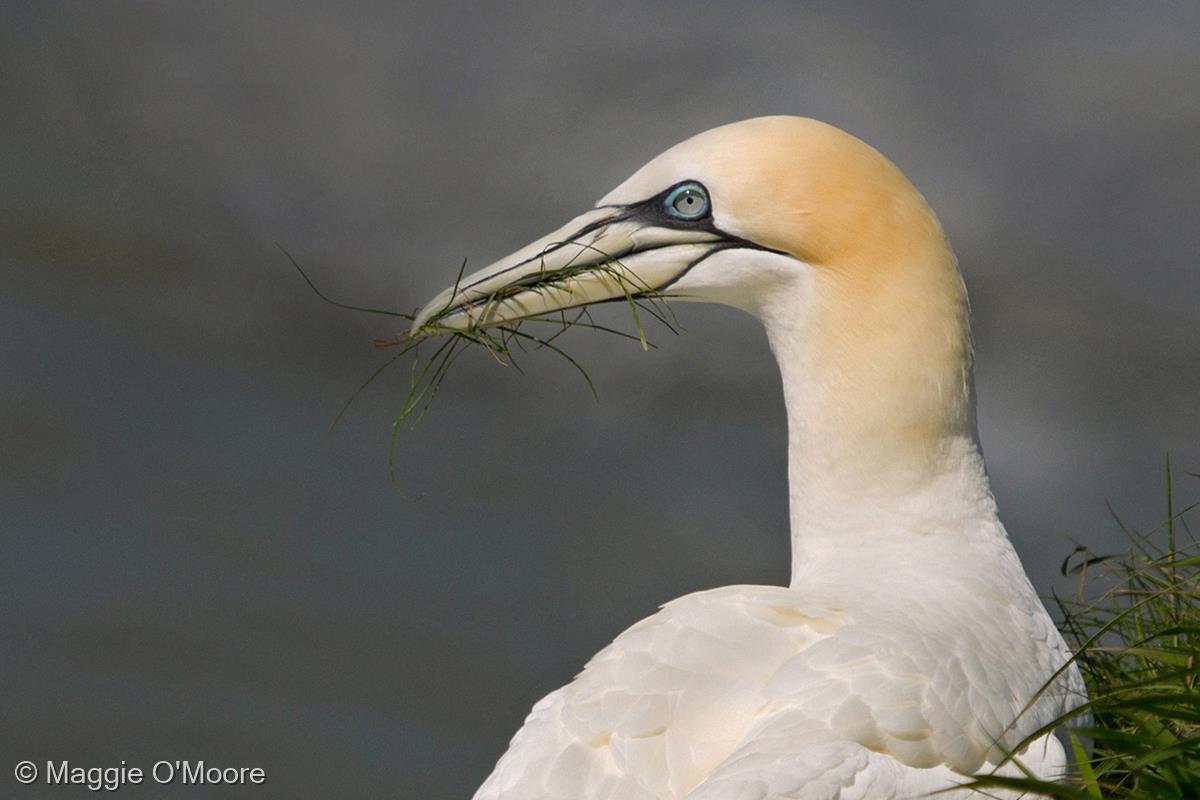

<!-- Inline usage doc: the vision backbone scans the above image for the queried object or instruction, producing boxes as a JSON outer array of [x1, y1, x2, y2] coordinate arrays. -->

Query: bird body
[[476, 578, 1074, 800], [412, 117, 1085, 798]]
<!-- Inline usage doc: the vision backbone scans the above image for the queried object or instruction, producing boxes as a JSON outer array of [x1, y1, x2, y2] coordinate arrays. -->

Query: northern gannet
[[412, 117, 1085, 799]]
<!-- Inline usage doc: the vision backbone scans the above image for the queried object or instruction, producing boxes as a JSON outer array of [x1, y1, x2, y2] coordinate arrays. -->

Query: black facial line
[[656, 239, 788, 292], [457, 207, 641, 293], [439, 236, 787, 323], [511, 238, 784, 317], [456, 180, 739, 296], [612, 179, 716, 232]]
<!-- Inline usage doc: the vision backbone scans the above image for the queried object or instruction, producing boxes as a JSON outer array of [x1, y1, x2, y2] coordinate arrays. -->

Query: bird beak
[[410, 206, 728, 336]]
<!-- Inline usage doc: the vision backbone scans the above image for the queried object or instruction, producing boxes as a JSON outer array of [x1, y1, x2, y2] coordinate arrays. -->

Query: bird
[[410, 116, 1086, 799]]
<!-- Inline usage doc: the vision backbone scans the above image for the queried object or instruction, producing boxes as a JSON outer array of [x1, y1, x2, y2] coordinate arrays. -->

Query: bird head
[[413, 115, 960, 339], [412, 116, 972, 450]]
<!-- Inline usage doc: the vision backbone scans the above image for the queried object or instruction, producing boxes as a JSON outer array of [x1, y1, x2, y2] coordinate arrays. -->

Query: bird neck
[[762, 251, 1003, 587]]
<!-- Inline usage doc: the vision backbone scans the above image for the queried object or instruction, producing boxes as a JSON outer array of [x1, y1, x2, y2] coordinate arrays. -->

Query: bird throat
[[764, 264, 999, 586]]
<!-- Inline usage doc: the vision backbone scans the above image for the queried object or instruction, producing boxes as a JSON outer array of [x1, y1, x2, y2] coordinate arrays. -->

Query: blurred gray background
[[3, 2, 1198, 797]]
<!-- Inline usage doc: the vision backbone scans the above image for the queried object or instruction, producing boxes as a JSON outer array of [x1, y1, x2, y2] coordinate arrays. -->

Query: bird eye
[[664, 182, 710, 220]]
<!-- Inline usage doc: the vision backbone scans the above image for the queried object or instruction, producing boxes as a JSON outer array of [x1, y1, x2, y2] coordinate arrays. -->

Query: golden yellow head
[[416, 115, 961, 331], [601, 115, 948, 272], [413, 116, 973, 453]]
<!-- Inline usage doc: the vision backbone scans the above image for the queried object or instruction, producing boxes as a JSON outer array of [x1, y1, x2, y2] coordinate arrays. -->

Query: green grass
[[969, 459, 1200, 798], [282, 245, 679, 475]]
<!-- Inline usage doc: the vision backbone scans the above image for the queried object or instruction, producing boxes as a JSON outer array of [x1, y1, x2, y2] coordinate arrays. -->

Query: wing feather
[[472, 582, 1083, 800]]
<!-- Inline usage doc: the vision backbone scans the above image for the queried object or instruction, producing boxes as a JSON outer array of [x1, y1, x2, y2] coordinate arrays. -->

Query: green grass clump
[[281, 244, 679, 474], [969, 459, 1200, 798]]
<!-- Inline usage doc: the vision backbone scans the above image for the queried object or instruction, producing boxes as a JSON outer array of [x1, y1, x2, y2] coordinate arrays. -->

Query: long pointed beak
[[410, 207, 725, 337]]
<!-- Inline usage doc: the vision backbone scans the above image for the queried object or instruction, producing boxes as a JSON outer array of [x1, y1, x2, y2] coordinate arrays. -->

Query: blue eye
[[664, 182, 710, 220]]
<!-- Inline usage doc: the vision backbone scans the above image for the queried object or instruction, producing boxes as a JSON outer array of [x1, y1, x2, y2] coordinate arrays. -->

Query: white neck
[[755, 268, 1007, 589]]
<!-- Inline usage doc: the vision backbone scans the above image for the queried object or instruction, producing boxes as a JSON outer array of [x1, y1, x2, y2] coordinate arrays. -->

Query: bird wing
[[473, 585, 834, 800], [684, 717, 1067, 800], [473, 583, 1082, 800]]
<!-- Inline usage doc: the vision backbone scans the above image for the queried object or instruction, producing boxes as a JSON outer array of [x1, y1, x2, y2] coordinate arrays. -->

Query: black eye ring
[[664, 182, 710, 220]]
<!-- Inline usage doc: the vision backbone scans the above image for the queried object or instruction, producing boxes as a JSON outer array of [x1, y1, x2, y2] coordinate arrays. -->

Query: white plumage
[[477, 573, 1078, 799], [413, 117, 1086, 799]]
